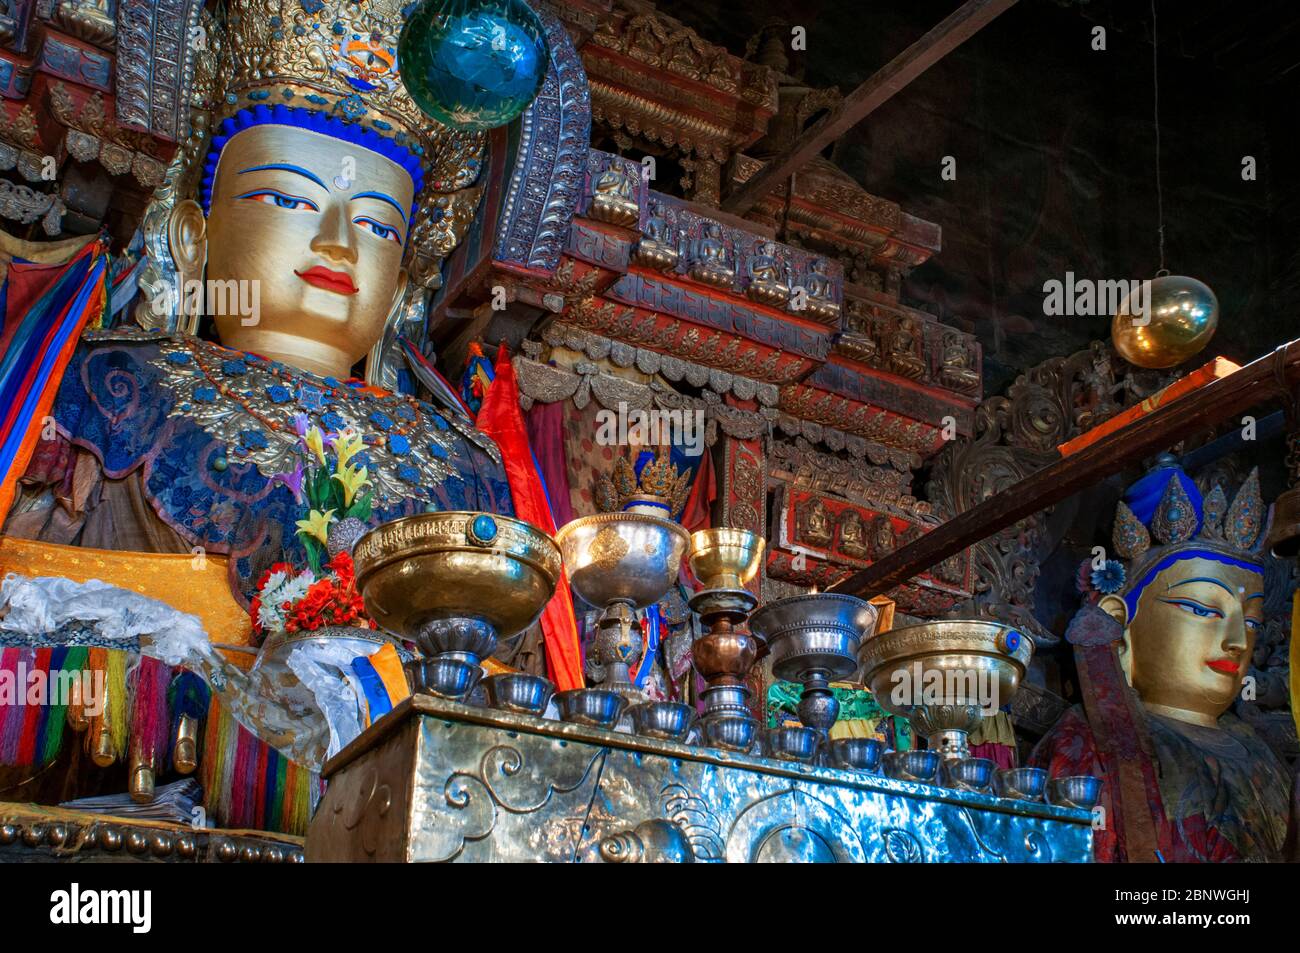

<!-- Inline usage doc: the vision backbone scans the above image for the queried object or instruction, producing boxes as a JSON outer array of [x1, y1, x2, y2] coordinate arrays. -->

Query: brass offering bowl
[[859, 619, 1032, 761], [749, 593, 877, 736], [882, 750, 940, 783], [687, 527, 765, 613], [354, 512, 562, 699], [1047, 775, 1103, 811], [556, 513, 690, 697], [628, 701, 696, 742], [826, 737, 884, 773], [995, 766, 1048, 802]]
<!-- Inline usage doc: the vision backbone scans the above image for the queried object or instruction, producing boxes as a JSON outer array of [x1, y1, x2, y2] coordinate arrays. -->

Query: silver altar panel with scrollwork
[[305, 695, 1092, 863]]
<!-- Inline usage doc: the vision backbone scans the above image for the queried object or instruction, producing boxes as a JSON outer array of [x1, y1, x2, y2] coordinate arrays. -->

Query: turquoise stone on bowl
[[398, 0, 549, 132]]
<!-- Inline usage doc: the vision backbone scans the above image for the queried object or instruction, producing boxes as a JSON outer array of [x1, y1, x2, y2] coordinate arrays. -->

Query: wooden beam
[[722, 0, 1020, 216], [828, 341, 1300, 599]]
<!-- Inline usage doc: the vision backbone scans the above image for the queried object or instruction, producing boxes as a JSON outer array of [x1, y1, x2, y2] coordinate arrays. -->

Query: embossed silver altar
[[305, 694, 1094, 863]]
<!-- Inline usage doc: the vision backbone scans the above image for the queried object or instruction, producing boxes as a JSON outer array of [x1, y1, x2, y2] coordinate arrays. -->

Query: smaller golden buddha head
[[1097, 458, 1268, 727]]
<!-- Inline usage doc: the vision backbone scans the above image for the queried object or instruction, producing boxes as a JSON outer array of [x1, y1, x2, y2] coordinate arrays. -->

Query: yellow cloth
[[0, 536, 254, 652], [367, 642, 410, 708], [969, 710, 1016, 746], [0, 228, 97, 286]]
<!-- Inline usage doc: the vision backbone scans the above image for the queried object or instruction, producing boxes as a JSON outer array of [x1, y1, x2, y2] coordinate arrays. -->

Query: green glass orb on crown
[[398, 0, 550, 132]]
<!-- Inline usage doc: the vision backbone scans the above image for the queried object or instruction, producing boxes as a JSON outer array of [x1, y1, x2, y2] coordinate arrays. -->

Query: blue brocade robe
[[2, 329, 514, 605]]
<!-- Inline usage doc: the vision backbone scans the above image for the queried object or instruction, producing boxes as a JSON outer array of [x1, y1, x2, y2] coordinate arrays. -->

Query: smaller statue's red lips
[[1206, 658, 1241, 674], [296, 266, 358, 295]]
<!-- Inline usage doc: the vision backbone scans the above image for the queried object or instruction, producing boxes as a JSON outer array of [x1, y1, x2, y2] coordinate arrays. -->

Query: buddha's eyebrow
[[1167, 577, 1236, 596], [352, 190, 407, 224], [238, 164, 327, 190]]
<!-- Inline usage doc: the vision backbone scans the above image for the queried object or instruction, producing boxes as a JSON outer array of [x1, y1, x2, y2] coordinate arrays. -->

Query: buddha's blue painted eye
[[235, 189, 319, 211], [1245, 618, 1262, 631], [353, 216, 401, 243], [1160, 597, 1224, 620]]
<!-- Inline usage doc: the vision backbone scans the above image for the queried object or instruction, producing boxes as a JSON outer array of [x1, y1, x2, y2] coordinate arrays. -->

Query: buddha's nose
[[311, 203, 358, 265]]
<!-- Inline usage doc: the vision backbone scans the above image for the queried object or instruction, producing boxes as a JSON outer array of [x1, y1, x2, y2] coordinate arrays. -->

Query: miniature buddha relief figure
[[796, 496, 834, 548], [589, 161, 641, 228], [745, 239, 791, 307], [837, 507, 870, 560], [798, 257, 841, 324], [886, 314, 927, 380], [1031, 461, 1289, 862], [688, 221, 737, 290], [870, 513, 896, 558], [939, 330, 979, 393], [633, 202, 680, 272]]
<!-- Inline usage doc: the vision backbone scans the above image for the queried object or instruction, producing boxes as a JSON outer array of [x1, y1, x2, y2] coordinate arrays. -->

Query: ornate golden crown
[[1113, 465, 1266, 575], [181, 0, 486, 283], [595, 449, 693, 520]]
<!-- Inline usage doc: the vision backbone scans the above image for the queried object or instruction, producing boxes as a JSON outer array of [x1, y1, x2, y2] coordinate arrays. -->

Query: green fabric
[[765, 680, 911, 750]]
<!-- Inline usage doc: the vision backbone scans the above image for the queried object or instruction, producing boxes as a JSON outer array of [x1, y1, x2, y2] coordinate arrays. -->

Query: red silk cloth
[[476, 345, 584, 691]]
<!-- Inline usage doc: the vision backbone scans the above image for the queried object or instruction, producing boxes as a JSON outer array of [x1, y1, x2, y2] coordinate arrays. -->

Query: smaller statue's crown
[[1111, 457, 1266, 566], [595, 449, 692, 520]]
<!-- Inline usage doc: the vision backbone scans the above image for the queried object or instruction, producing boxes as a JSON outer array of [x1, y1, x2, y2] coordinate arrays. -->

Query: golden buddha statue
[[745, 240, 791, 308], [886, 315, 926, 380], [1030, 459, 1289, 862], [0, 0, 514, 782]]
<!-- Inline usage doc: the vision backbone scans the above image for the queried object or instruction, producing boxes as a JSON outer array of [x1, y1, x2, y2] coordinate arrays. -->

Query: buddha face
[[175, 124, 414, 379], [1101, 556, 1264, 727]]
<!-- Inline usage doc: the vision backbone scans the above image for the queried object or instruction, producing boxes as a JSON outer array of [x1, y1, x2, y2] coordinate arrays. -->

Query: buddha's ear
[[168, 199, 207, 277], [1098, 593, 1134, 682], [166, 200, 208, 334], [364, 267, 412, 387]]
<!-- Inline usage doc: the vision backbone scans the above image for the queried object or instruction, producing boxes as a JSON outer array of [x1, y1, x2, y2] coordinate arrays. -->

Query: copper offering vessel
[[354, 512, 562, 699], [686, 528, 765, 751]]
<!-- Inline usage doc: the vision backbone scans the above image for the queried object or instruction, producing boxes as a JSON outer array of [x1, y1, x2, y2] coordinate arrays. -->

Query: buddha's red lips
[[296, 266, 358, 295], [1206, 659, 1241, 675]]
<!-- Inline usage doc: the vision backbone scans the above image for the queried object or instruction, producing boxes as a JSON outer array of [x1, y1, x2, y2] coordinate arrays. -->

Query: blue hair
[[1124, 547, 1264, 620], [200, 105, 424, 228]]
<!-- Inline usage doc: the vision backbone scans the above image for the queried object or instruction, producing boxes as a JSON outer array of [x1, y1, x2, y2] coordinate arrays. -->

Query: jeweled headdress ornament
[[595, 448, 692, 520], [1111, 455, 1268, 617]]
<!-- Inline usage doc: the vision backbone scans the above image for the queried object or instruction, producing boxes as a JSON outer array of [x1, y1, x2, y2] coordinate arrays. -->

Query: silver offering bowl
[[749, 593, 877, 736], [403, 656, 482, 700], [555, 513, 690, 699], [859, 619, 1033, 761], [354, 512, 561, 699], [699, 715, 758, 753], [764, 725, 820, 763], [826, 737, 884, 773], [882, 750, 941, 783], [628, 701, 696, 742], [941, 756, 995, 793], [483, 673, 555, 716], [556, 688, 629, 729], [995, 766, 1047, 802], [1047, 775, 1103, 811]]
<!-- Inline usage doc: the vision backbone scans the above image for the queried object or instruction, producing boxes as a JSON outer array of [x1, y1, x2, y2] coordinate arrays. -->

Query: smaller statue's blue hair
[[200, 105, 424, 227]]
